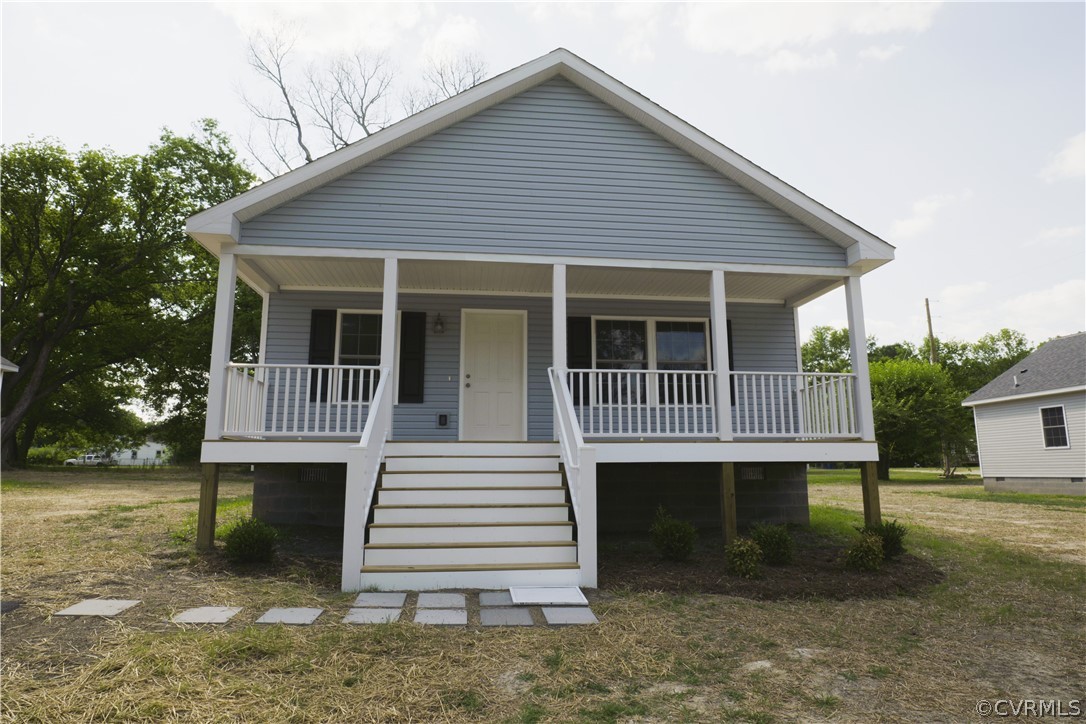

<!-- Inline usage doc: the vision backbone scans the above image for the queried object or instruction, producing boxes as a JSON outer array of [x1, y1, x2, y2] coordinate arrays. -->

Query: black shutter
[[308, 309, 336, 402], [398, 311, 426, 403], [567, 317, 592, 404]]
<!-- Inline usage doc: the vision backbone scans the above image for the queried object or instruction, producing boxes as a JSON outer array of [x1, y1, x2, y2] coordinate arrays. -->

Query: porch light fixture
[[433, 313, 446, 334]]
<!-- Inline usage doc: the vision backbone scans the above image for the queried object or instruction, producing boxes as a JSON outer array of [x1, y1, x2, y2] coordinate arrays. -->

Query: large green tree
[[1, 122, 257, 467]]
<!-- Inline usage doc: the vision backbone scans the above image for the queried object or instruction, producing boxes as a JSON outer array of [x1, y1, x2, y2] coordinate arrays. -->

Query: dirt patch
[[598, 531, 944, 599]]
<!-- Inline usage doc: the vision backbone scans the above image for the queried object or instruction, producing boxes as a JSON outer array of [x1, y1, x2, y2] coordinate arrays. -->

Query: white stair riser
[[356, 567, 581, 591], [385, 442, 559, 457], [381, 472, 563, 488], [378, 488, 566, 506], [385, 457, 559, 472], [368, 524, 573, 544], [364, 545, 577, 567], [373, 506, 569, 524]]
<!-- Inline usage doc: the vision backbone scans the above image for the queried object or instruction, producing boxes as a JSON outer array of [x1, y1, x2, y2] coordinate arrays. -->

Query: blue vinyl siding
[[263, 291, 798, 440], [241, 79, 846, 267]]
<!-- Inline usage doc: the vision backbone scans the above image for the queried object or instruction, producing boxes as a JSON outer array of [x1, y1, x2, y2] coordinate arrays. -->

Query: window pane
[[1041, 406, 1069, 448], [339, 313, 381, 365], [656, 321, 708, 370], [595, 320, 647, 368]]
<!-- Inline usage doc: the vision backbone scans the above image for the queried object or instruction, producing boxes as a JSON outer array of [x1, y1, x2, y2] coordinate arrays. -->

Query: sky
[[3, 2, 1084, 349]]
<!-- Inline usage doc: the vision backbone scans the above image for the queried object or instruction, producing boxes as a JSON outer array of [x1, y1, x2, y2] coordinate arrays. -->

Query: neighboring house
[[187, 49, 894, 592], [115, 440, 170, 466], [963, 333, 1086, 495]]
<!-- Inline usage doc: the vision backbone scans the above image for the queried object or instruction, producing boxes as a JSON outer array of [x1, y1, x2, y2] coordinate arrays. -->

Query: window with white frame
[[1040, 405, 1069, 449], [592, 317, 710, 404], [336, 311, 382, 401]]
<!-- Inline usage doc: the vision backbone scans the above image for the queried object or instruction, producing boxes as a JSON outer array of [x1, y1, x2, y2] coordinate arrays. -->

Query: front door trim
[[458, 309, 529, 441]]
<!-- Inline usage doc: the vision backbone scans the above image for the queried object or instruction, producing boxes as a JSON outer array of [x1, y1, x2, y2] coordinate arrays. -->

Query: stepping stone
[[510, 586, 588, 606], [256, 607, 323, 625], [1, 601, 23, 614], [343, 608, 401, 624], [479, 591, 513, 607], [417, 593, 465, 609], [480, 607, 534, 627], [54, 599, 141, 617], [170, 606, 242, 624], [414, 608, 467, 626], [541, 606, 598, 626], [353, 592, 406, 608]]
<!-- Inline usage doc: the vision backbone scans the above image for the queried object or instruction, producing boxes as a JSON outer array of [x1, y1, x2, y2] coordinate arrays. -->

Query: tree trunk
[[876, 458, 891, 481]]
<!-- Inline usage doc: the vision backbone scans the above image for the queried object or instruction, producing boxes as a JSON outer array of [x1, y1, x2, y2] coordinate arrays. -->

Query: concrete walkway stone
[[343, 607, 401, 624], [55, 599, 141, 617], [479, 591, 513, 607], [480, 607, 533, 627], [541, 606, 598, 626], [170, 606, 242, 624], [414, 608, 467, 626], [417, 593, 466, 609], [256, 607, 323, 625], [353, 592, 407, 608]]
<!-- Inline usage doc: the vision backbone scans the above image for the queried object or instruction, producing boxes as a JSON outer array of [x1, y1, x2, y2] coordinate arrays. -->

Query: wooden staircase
[[358, 442, 582, 590]]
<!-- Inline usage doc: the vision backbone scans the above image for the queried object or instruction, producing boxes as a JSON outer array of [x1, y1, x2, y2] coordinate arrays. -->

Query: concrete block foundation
[[253, 464, 347, 527]]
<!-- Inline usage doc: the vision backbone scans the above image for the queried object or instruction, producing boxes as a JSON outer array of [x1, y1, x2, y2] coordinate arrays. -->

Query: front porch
[[198, 252, 881, 591]]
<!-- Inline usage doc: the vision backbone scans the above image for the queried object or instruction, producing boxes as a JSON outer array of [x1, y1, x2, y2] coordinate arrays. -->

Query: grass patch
[[170, 494, 254, 544], [808, 468, 980, 486], [924, 489, 1086, 510]]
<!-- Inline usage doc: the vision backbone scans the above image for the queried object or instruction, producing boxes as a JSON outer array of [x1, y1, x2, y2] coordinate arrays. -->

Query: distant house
[[115, 440, 170, 466], [963, 333, 1086, 495]]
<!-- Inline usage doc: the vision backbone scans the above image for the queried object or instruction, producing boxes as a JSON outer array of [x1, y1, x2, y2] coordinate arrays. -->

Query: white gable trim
[[962, 385, 1086, 407], [187, 49, 894, 270]]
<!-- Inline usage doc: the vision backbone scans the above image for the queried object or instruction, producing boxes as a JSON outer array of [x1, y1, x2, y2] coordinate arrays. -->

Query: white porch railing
[[341, 368, 393, 590], [732, 371, 858, 438], [563, 368, 860, 439], [223, 363, 380, 437], [565, 369, 719, 437], [548, 367, 597, 588]]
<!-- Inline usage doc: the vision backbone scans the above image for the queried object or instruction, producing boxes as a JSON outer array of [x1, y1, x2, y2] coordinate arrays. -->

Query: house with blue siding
[[187, 49, 895, 591]]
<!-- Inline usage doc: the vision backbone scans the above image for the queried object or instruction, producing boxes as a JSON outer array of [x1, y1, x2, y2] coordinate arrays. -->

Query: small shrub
[[750, 523, 793, 565], [222, 517, 278, 564], [844, 531, 884, 571], [649, 506, 697, 562], [859, 520, 908, 559], [725, 537, 763, 579]]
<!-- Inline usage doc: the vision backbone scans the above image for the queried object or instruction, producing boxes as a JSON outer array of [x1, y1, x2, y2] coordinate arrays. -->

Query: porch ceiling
[[244, 256, 842, 305]]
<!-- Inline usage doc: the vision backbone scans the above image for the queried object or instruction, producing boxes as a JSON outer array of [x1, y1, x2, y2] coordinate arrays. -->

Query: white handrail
[[548, 367, 583, 518], [548, 367, 597, 588], [566, 368, 718, 438], [341, 367, 392, 590], [731, 371, 859, 438]]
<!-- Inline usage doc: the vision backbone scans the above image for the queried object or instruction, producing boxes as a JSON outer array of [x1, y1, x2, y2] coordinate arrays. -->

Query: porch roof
[[240, 256, 841, 306]]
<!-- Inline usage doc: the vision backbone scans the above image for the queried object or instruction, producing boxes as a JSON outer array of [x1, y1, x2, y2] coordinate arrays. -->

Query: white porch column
[[380, 258, 399, 436], [845, 276, 876, 441], [552, 264, 567, 439], [709, 270, 733, 440], [204, 252, 237, 440]]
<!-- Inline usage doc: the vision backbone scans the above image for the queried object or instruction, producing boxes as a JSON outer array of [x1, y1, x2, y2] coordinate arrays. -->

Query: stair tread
[[369, 521, 573, 528], [373, 503, 569, 509], [385, 454, 559, 459], [366, 540, 576, 549], [361, 562, 580, 573], [381, 486, 565, 491]]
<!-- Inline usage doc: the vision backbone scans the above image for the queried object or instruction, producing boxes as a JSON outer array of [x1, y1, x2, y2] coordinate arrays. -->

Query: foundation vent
[[299, 466, 330, 484], [739, 465, 765, 481]]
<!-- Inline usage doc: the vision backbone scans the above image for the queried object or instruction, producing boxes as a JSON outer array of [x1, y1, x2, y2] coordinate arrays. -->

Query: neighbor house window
[[1040, 406, 1069, 448], [337, 312, 382, 401]]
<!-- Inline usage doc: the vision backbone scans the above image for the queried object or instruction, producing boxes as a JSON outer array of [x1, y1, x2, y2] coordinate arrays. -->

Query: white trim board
[[187, 49, 893, 268], [962, 386, 1086, 407]]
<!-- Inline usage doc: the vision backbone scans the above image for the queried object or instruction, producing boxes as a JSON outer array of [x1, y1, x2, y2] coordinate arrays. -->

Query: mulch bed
[[598, 530, 945, 600]]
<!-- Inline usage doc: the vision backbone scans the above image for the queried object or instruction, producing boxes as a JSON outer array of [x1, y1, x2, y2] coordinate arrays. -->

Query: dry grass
[[2, 467, 1084, 722]]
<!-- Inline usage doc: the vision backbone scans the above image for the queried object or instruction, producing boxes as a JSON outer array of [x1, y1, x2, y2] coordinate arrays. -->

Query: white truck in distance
[[63, 453, 114, 467]]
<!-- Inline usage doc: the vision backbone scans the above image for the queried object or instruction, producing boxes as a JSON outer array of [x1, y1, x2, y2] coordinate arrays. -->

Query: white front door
[[460, 310, 527, 441]]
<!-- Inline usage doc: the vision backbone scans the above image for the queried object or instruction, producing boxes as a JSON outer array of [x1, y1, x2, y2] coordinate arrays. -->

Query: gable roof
[[963, 332, 1086, 406], [187, 48, 895, 271]]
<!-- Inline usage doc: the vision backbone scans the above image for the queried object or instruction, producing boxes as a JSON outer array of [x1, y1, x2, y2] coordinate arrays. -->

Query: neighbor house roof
[[963, 332, 1086, 407], [187, 48, 895, 272]]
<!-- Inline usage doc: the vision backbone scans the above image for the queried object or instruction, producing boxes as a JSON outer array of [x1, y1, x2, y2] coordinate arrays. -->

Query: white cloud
[[1026, 225, 1085, 248], [613, 3, 663, 62], [421, 15, 481, 59], [890, 191, 970, 239], [1039, 132, 1086, 182], [940, 281, 990, 310], [764, 48, 838, 73], [679, 2, 940, 57], [519, 2, 596, 24], [998, 280, 1086, 339], [858, 44, 903, 62]]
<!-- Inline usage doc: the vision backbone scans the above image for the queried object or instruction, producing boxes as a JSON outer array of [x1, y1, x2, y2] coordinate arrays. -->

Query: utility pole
[[925, 298, 939, 364]]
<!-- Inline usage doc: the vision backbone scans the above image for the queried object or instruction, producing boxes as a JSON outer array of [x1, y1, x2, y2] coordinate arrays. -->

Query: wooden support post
[[859, 460, 882, 527], [197, 463, 220, 550], [721, 462, 737, 545]]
